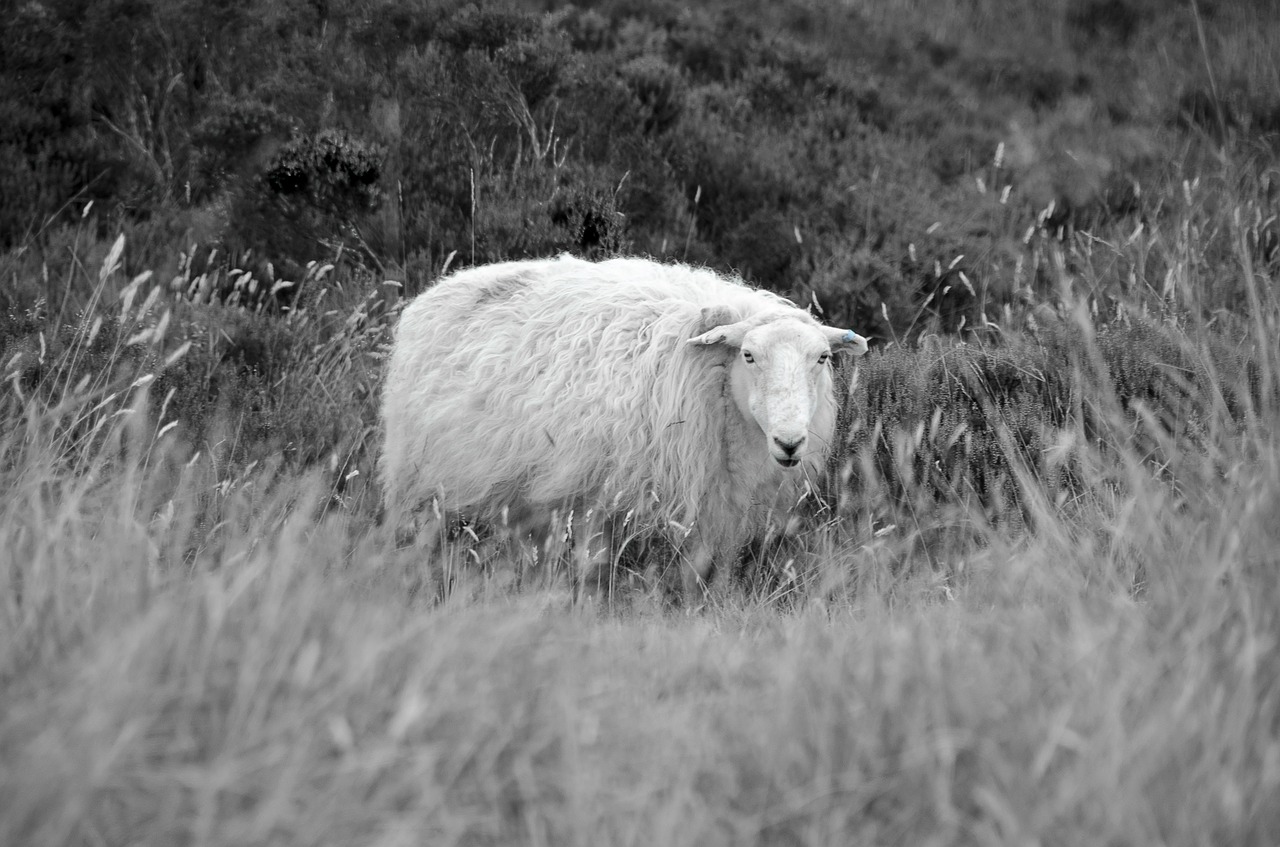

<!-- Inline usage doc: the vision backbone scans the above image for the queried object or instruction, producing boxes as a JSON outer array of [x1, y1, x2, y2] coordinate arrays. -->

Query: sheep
[[379, 254, 868, 598]]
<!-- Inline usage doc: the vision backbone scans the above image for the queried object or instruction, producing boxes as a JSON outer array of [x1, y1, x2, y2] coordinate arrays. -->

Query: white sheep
[[379, 255, 868, 597]]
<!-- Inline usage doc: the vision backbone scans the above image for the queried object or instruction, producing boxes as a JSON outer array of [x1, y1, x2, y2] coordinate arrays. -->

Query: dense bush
[[230, 130, 386, 268], [5, 0, 1275, 335], [838, 312, 1259, 536], [1, 264, 389, 484]]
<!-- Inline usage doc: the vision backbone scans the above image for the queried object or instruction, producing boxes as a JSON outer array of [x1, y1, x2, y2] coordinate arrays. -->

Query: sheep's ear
[[688, 307, 751, 347], [693, 305, 734, 334], [821, 326, 870, 357]]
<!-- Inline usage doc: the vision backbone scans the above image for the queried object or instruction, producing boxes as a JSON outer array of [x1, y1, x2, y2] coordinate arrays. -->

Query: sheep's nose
[[773, 435, 805, 456]]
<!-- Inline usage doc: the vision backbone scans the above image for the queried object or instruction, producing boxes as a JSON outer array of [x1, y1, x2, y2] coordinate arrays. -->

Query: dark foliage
[[7, 0, 1268, 334], [837, 314, 1257, 531], [264, 131, 383, 217]]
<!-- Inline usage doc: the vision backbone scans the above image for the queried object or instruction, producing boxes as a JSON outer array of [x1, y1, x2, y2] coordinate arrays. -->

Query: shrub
[[619, 55, 687, 136], [264, 131, 383, 219], [835, 303, 1267, 550], [189, 99, 294, 201], [846, 339, 1077, 532], [437, 3, 540, 55], [547, 183, 630, 257], [214, 131, 385, 276], [1067, 0, 1149, 46]]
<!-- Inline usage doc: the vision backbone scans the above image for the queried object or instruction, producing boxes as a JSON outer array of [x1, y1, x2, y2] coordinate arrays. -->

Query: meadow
[[3, 189, 1278, 844], [4, 0, 1280, 844]]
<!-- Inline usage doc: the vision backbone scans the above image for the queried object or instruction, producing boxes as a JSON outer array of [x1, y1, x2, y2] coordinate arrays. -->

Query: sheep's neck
[[721, 387, 777, 494]]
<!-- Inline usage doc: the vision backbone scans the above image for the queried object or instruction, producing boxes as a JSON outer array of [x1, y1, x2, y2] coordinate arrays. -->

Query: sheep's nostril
[[772, 436, 804, 456]]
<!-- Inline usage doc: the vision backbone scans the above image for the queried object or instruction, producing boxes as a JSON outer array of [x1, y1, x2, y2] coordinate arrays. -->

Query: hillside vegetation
[[2, 0, 1280, 844]]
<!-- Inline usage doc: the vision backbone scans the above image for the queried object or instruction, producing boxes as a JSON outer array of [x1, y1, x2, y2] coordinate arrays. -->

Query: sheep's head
[[689, 307, 869, 467]]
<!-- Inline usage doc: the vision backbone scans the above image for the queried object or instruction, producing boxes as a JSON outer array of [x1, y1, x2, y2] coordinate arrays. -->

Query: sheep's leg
[[413, 509, 451, 601], [681, 539, 716, 603], [389, 495, 450, 602], [430, 515, 465, 602], [384, 483, 414, 549]]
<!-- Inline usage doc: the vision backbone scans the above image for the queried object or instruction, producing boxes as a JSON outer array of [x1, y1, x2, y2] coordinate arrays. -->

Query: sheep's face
[[689, 312, 868, 468]]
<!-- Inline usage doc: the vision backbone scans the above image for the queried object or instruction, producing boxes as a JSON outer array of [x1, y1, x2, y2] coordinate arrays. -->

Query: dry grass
[[3, 225, 1279, 846], [4, 140, 1280, 845], [2, 460, 1278, 844], [6, 2, 1280, 841]]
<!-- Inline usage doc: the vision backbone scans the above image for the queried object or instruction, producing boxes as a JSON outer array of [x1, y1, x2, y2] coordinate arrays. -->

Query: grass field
[[2, 218, 1278, 845], [3, 1, 1280, 841]]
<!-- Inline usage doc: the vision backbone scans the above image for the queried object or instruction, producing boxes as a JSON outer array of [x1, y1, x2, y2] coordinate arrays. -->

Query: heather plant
[[226, 130, 386, 271], [187, 98, 296, 209], [3, 235, 394, 504], [9, 0, 1274, 334]]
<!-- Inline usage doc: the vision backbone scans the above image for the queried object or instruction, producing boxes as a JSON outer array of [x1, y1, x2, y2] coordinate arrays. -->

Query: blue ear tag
[[843, 329, 857, 342]]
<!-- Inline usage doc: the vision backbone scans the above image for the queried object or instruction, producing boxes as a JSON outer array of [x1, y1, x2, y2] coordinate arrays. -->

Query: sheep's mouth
[[775, 456, 800, 468]]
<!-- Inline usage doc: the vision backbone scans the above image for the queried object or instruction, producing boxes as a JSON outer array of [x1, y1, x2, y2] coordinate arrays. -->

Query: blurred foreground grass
[[1, 460, 1277, 844]]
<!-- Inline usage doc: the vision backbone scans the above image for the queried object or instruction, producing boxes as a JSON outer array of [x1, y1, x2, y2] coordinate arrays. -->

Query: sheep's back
[[381, 256, 752, 521]]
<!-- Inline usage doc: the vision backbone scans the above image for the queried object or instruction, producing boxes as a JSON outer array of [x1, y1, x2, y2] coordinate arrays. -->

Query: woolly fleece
[[380, 255, 860, 584]]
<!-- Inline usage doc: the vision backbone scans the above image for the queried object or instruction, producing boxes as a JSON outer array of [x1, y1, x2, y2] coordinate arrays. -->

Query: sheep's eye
[[818, 352, 831, 365], [743, 351, 755, 364]]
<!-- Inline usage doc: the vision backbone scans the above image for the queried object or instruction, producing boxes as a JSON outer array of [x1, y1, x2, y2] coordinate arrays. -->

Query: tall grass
[[2, 199, 1279, 843]]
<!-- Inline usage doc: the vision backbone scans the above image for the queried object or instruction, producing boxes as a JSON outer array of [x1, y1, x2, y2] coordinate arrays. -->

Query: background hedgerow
[[4, 0, 1278, 330]]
